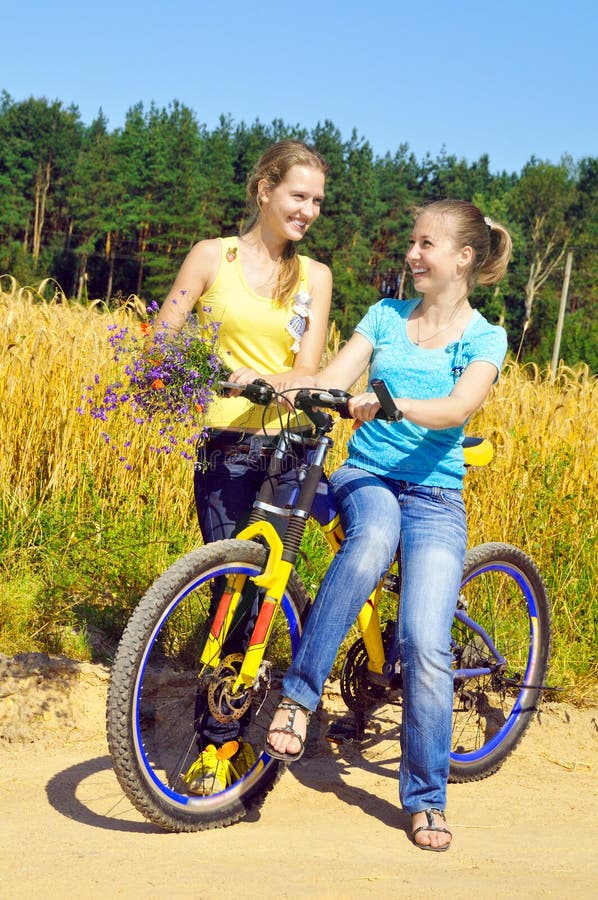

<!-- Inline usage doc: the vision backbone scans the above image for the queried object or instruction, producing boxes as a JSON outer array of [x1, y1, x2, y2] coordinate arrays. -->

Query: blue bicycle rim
[[132, 560, 302, 809], [451, 559, 540, 764]]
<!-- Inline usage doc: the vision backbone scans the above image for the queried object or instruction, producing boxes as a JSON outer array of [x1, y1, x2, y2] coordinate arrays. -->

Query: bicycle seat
[[463, 436, 494, 467]]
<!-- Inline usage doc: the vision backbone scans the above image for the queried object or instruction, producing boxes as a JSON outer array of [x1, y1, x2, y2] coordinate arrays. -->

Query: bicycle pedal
[[366, 669, 390, 687], [326, 720, 362, 744]]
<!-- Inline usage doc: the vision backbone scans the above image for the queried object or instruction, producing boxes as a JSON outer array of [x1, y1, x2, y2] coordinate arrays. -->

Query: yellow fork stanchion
[[224, 520, 294, 692], [234, 558, 295, 691], [199, 571, 248, 668], [199, 522, 284, 670]]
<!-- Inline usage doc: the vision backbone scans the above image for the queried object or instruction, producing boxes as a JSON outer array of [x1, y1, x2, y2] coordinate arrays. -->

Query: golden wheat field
[[1, 280, 597, 696]]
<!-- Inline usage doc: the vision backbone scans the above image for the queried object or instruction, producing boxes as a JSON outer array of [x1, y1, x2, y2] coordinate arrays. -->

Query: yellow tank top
[[200, 236, 311, 430]]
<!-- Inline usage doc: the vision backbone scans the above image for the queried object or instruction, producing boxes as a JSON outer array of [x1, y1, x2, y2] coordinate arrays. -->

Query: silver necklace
[[415, 298, 468, 345]]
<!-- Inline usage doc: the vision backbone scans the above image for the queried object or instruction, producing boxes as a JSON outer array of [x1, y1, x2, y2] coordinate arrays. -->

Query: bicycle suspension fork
[[200, 433, 333, 695]]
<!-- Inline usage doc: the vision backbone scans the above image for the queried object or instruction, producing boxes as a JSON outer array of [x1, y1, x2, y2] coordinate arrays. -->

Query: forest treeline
[[1, 92, 596, 369]]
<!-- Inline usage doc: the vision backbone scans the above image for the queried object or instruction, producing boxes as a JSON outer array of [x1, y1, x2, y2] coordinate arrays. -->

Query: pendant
[[226, 247, 237, 262]]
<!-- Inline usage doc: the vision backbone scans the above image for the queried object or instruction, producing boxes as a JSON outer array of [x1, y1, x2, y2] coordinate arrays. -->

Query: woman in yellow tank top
[[155, 140, 332, 791]]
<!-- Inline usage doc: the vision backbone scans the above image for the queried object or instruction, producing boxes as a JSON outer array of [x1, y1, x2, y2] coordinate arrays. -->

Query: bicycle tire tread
[[106, 541, 310, 831]]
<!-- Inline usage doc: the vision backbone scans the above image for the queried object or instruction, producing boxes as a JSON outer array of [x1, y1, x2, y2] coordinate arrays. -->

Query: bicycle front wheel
[[449, 542, 551, 782], [106, 539, 310, 832]]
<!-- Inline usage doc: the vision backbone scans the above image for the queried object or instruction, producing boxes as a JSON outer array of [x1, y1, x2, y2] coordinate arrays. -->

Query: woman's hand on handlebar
[[223, 367, 265, 396], [220, 369, 316, 409], [221, 367, 297, 403], [273, 373, 317, 407], [347, 392, 383, 422]]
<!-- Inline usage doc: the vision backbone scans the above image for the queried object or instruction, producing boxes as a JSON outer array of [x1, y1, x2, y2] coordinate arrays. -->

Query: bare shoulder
[[159, 239, 225, 319], [305, 256, 332, 292], [186, 237, 222, 269], [173, 237, 223, 297]]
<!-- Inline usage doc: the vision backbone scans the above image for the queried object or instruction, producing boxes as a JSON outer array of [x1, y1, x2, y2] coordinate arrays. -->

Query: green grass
[[0, 472, 203, 661]]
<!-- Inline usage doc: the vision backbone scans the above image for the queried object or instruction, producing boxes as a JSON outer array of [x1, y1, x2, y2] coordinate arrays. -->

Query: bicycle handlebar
[[217, 379, 403, 422], [215, 380, 491, 465]]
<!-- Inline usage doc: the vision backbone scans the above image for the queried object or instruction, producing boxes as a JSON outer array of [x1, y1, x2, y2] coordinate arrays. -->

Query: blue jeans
[[282, 463, 467, 813]]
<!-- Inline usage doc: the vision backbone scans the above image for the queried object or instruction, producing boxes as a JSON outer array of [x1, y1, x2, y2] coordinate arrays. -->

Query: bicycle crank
[[207, 653, 253, 723]]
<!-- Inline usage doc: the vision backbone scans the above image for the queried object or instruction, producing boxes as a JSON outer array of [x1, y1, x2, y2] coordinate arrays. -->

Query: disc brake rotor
[[207, 653, 253, 723]]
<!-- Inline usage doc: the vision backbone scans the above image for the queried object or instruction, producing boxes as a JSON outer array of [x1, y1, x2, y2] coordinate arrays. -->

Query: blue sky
[[2, 0, 596, 175]]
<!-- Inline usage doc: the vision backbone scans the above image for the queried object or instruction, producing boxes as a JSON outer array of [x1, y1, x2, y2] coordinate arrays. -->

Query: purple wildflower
[[80, 306, 230, 466]]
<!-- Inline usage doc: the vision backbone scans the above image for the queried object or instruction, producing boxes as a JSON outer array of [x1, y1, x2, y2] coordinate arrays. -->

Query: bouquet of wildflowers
[[80, 301, 231, 466]]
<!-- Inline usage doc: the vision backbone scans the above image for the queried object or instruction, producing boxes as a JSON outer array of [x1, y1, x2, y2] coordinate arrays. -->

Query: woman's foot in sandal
[[411, 809, 452, 851], [265, 698, 310, 762]]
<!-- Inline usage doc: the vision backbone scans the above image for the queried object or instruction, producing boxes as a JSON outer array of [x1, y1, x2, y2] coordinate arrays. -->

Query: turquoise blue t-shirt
[[347, 298, 508, 488]]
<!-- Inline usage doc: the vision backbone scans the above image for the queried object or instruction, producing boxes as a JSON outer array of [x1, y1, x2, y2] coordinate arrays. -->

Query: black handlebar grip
[[370, 379, 403, 422]]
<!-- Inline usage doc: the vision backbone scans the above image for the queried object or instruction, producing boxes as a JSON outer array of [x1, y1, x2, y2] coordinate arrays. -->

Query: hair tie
[[484, 216, 493, 230]]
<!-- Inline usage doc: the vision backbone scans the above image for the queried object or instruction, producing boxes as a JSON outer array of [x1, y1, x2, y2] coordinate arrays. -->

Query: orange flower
[[152, 378, 165, 390], [195, 403, 204, 413], [140, 322, 152, 336]]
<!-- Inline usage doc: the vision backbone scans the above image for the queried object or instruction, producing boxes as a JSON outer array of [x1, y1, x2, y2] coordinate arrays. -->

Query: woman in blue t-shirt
[[265, 199, 513, 852]]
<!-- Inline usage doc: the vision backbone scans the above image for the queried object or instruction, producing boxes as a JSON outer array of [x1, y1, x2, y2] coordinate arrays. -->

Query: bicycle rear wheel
[[106, 539, 310, 832], [449, 542, 551, 782]]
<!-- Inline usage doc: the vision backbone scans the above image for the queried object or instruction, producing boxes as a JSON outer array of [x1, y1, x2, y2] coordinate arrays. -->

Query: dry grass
[[0, 279, 192, 520], [1, 284, 596, 697]]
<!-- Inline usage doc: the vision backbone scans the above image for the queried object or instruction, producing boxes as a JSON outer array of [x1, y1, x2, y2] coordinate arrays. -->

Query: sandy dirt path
[[1, 653, 597, 899]]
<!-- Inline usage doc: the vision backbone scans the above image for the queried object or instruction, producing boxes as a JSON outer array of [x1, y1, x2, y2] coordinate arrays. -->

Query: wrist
[[395, 397, 410, 418]]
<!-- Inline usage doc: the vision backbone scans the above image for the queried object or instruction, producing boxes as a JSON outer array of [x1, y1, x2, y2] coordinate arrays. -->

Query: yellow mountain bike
[[107, 380, 551, 832]]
